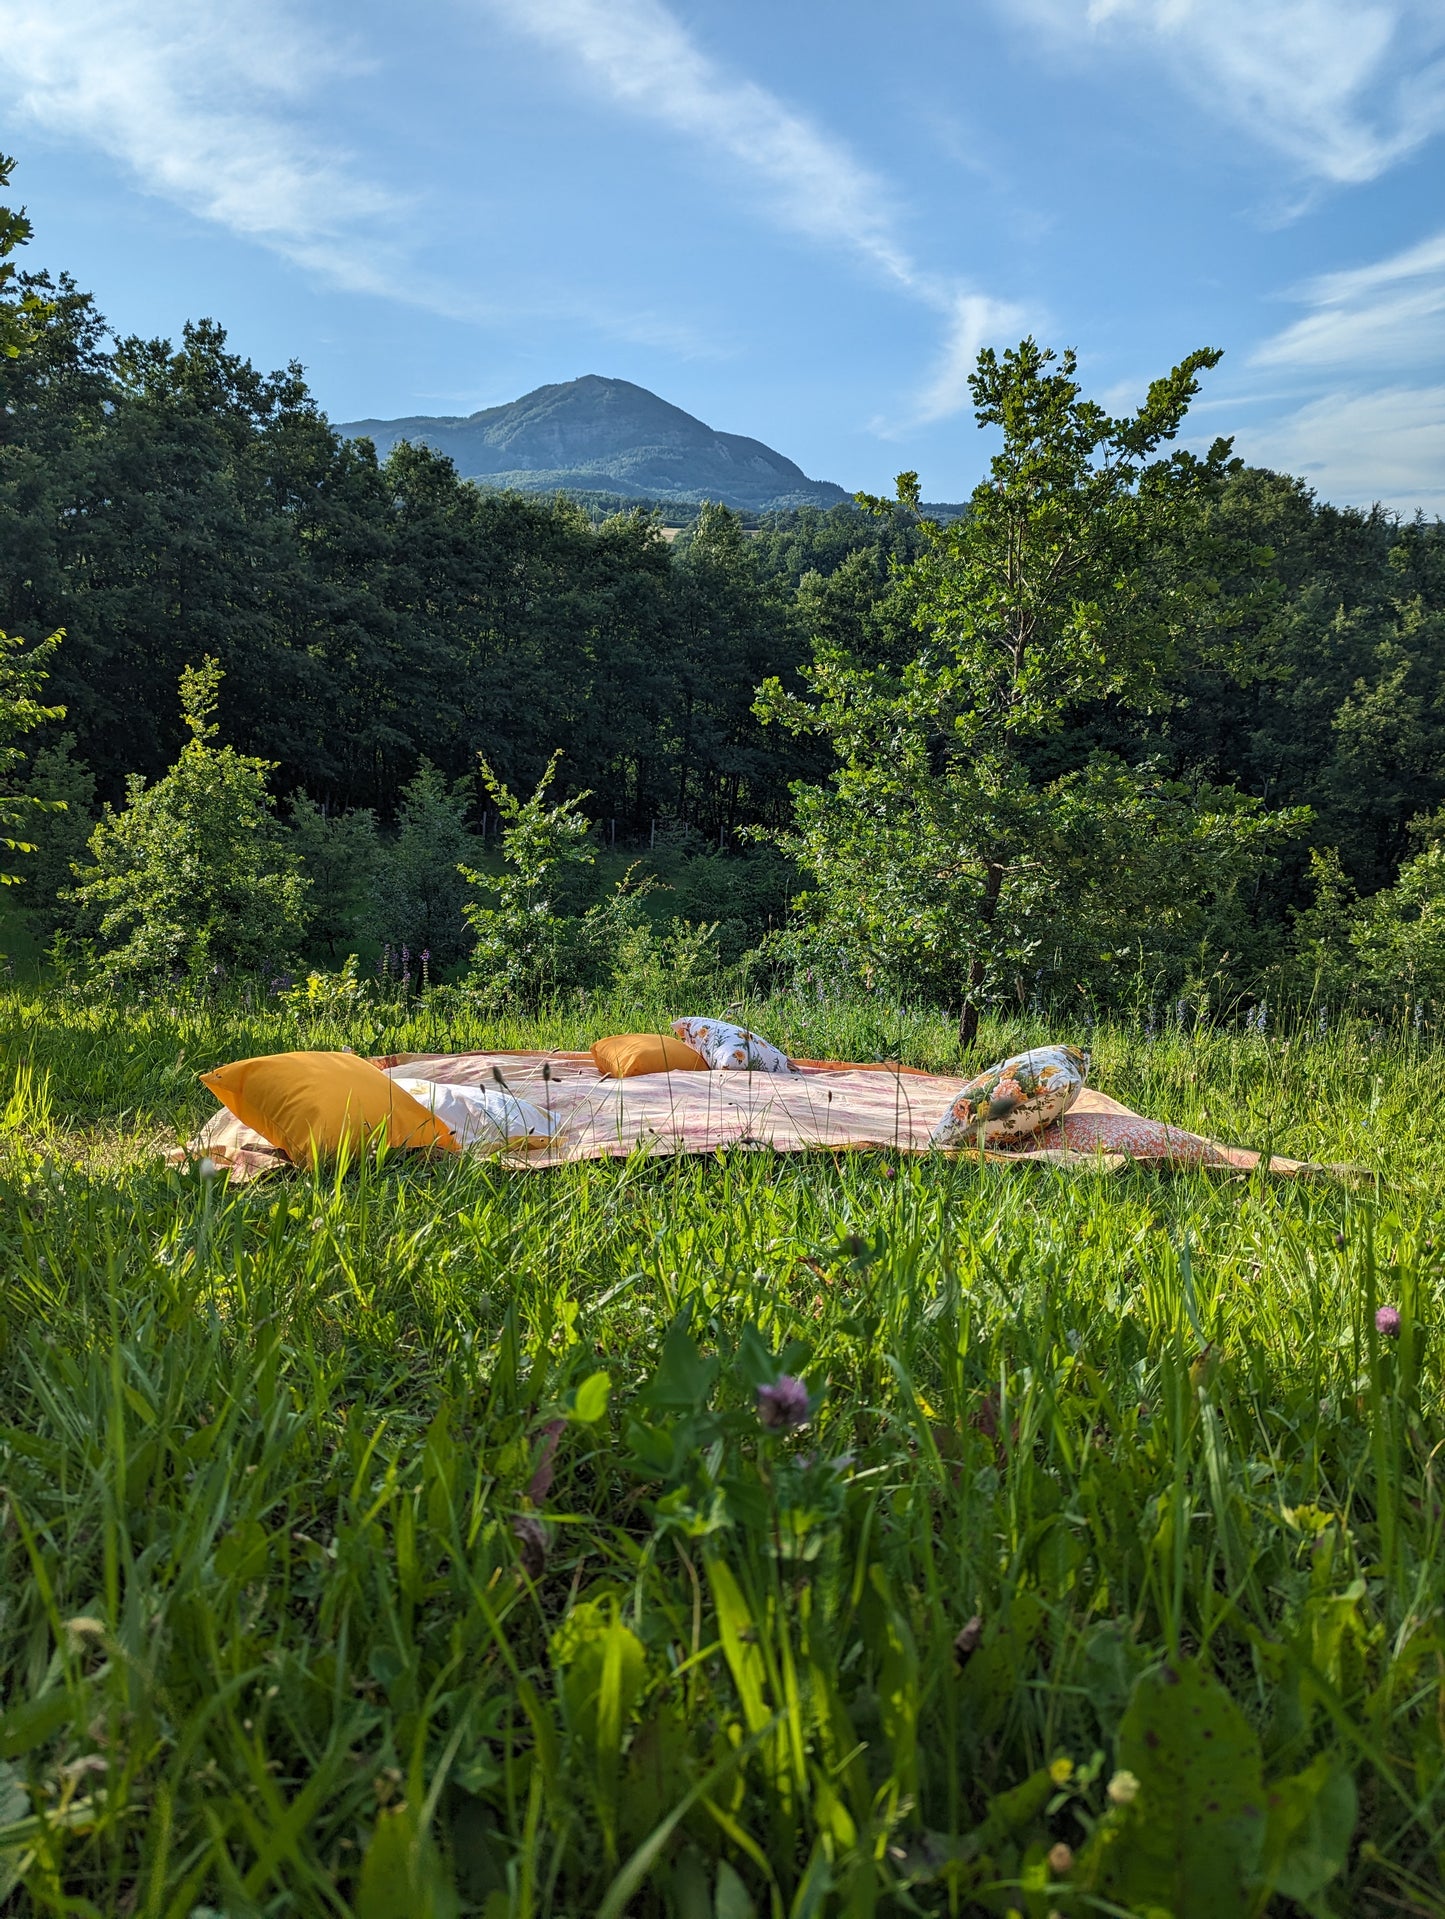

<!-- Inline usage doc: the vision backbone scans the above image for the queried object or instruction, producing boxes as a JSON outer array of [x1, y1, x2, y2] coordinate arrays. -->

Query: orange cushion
[[589, 1033, 707, 1079], [200, 1051, 457, 1167]]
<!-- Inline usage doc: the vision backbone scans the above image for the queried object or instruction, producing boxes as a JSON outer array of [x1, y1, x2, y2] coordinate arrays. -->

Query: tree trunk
[[958, 861, 1005, 1054]]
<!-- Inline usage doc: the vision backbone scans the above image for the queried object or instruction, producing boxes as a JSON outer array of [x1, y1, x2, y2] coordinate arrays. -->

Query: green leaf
[[0, 1758, 31, 1904], [715, 1857, 757, 1919], [1257, 1754, 1356, 1905], [356, 1802, 460, 1919], [1082, 1657, 1266, 1915], [572, 1369, 611, 1424], [0, 1687, 74, 1761]]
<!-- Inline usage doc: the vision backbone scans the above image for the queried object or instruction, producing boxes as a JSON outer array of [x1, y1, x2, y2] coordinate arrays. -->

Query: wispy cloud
[[0, 0, 404, 296], [1252, 230, 1445, 371], [1011, 0, 1445, 184], [900, 292, 1033, 431], [1242, 384, 1445, 516], [1241, 226, 1445, 516], [478, 0, 1028, 425]]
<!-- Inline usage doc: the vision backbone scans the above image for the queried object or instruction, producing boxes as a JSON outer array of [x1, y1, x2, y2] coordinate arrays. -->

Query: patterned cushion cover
[[930, 1044, 1087, 1148], [671, 1017, 796, 1073]]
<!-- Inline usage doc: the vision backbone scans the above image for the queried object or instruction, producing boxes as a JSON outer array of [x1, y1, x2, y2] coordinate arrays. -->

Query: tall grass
[[1, 979, 1442, 1916]]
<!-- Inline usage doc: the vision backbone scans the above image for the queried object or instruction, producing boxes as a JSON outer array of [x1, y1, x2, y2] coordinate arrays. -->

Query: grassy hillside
[[1, 985, 1441, 1915]]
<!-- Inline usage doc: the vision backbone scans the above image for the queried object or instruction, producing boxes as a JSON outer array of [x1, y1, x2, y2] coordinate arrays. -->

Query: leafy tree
[[0, 154, 55, 363], [1347, 812, 1445, 1015], [287, 793, 378, 956], [371, 760, 476, 968], [761, 338, 1301, 1042], [68, 657, 308, 978], [0, 625, 65, 892], [461, 752, 650, 1008]]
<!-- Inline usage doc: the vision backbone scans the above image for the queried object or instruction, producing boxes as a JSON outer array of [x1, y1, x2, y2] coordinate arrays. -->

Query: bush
[[17, 731, 93, 935], [371, 761, 476, 969], [462, 753, 652, 1009], [68, 658, 308, 980], [288, 793, 378, 957]]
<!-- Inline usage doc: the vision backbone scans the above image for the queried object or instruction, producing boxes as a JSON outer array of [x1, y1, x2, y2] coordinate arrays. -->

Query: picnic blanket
[[177, 1050, 1330, 1182]]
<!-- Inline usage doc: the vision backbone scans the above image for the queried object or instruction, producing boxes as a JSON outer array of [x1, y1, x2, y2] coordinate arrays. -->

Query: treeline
[[1, 284, 921, 832], [4, 172, 1445, 1010]]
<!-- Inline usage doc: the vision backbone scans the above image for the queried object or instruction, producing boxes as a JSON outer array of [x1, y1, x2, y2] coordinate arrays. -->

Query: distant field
[[1, 983, 1441, 1916]]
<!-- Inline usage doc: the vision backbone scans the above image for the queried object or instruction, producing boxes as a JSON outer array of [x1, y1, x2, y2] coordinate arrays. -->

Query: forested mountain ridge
[[340, 374, 851, 511]]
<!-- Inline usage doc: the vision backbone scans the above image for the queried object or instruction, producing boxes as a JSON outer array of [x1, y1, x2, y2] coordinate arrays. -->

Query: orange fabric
[[200, 1051, 456, 1167], [590, 1033, 707, 1078]]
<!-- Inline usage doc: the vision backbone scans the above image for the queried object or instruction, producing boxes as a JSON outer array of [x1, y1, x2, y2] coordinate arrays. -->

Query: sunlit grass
[[1, 979, 1442, 1915]]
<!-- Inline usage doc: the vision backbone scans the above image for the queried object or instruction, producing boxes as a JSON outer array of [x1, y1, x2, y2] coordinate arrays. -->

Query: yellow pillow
[[590, 1033, 707, 1079], [200, 1051, 457, 1167]]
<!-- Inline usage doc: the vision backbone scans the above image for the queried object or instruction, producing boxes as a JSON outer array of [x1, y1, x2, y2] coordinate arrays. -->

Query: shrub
[[288, 793, 379, 956], [68, 658, 308, 979], [462, 753, 652, 1008], [371, 761, 476, 969], [17, 732, 94, 935]]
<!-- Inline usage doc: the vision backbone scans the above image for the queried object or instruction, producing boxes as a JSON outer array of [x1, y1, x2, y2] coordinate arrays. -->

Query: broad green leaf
[[356, 1802, 460, 1919], [572, 1369, 612, 1423], [1257, 1754, 1357, 1905], [1084, 1657, 1266, 1915], [715, 1858, 757, 1919]]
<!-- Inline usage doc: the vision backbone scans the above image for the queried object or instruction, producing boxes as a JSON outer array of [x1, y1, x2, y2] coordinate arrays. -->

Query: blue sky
[[2, 0, 1443, 511]]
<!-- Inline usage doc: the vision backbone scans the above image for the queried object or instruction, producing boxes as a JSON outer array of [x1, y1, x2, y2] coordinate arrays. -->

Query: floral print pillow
[[930, 1044, 1087, 1148], [671, 1018, 796, 1073]]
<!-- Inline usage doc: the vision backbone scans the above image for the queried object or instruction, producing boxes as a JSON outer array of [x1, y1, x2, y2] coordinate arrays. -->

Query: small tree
[[288, 793, 379, 955], [69, 658, 308, 979], [371, 761, 476, 969], [1348, 814, 1445, 1017], [461, 752, 649, 1008], [760, 339, 1298, 1044], [1, 625, 65, 892], [19, 732, 94, 934]]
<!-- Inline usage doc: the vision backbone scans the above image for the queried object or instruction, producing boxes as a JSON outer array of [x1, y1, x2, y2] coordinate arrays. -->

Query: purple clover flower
[[757, 1376, 810, 1432], [1375, 1305, 1402, 1338]]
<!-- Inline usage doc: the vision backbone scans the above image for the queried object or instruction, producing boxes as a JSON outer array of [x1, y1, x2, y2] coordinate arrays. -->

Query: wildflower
[[757, 1376, 810, 1431], [1047, 1841, 1074, 1875], [1375, 1305, 1401, 1338], [197, 1157, 220, 1182], [1107, 1769, 1140, 1806], [1048, 1756, 1074, 1786]]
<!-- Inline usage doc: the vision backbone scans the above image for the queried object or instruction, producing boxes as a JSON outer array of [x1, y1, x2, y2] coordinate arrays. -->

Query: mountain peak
[[339, 376, 849, 512]]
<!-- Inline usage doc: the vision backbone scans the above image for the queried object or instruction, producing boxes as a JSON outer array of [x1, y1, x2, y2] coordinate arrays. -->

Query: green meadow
[[1, 981, 1442, 1918]]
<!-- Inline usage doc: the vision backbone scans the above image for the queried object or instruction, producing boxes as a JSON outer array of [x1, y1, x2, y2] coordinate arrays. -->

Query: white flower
[[1107, 1768, 1141, 1806]]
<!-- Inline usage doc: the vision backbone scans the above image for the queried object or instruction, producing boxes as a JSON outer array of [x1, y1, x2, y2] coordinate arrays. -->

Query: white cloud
[[479, 0, 1029, 425], [1241, 230, 1445, 515], [1013, 0, 1445, 183], [0, 0, 404, 296], [1252, 230, 1445, 371], [1243, 385, 1445, 515], [902, 291, 1033, 429]]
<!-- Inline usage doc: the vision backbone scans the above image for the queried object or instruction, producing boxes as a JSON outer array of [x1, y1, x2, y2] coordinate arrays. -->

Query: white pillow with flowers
[[930, 1044, 1086, 1147], [671, 1018, 796, 1073]]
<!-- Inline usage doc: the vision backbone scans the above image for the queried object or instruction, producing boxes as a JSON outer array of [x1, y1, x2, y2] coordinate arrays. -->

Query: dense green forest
[[3, 157, 1444, 1017]]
